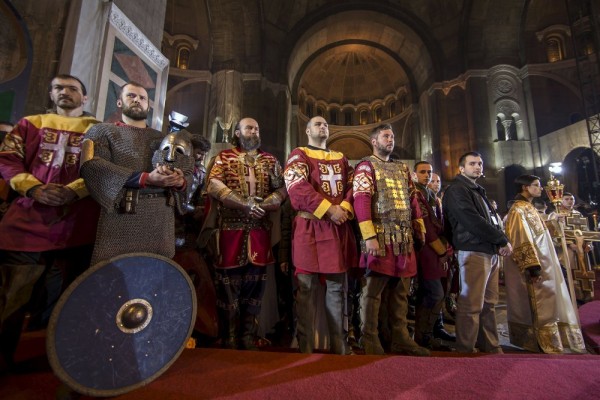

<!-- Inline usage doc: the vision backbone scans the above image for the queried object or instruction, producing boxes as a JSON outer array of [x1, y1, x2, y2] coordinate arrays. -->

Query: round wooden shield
[[47, 253, 197, 397]]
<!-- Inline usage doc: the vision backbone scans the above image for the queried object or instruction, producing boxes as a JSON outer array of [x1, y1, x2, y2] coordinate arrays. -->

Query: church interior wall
[[529, 75, 583, 137], [112, 0, 167, 49], [164, 79, 210, 137], [241, 80, 287, 163], [10, 1, 71, 117], [3, 0, 598, 207]]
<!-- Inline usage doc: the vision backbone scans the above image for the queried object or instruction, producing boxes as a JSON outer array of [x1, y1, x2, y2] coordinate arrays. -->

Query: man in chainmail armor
[[80, 82, 193, 265]]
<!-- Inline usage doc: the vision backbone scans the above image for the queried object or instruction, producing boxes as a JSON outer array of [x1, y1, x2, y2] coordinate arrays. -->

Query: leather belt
[[297, 211, 318, 220], [139, 192, 167, 199]]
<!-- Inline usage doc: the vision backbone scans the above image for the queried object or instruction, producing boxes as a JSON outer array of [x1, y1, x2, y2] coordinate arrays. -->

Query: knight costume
[[80, 122, 192, 265]]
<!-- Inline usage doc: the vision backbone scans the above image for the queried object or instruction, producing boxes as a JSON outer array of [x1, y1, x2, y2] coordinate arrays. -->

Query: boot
[[413, 304, 430, 346], [359, 334, 385, 355], [324, 277, 348, 355], [433, 315, 456, 342], [240, 314, 259, 351], [360, 277, 386, 355], [218, 311, 238, 349], [389, 278, 430, 357]]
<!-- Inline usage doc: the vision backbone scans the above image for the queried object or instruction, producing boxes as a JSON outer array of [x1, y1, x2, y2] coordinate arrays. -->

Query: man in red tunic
[[353, 124, 429, 356], [207, 117, 286, 350], [0, 75, 99, 368], [284, 116, 357, 355], [411, 161, 455, 349]]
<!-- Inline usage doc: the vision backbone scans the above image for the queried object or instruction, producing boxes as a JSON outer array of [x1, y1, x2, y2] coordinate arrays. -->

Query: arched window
[[317, 106, 325, 117], [580, 31, 595, 56], [177, 46, 191, 69], [546, 37, 563, 62], [344, 110, 353, 126], [389, 101, 396, 118], [306, 101, 313, 118], [329, 109, 338, 125], [360, 110, 368, 125], [373, 106, 382, 123]]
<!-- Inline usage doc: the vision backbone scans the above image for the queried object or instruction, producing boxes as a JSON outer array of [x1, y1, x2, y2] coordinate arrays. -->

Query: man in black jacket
[[443, 151, 512, 353]]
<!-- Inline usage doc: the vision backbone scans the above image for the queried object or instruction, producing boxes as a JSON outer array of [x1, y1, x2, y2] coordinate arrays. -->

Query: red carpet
[[580, 301, 600, 354], [578, 269, 600, 353], [2, 344, 599, 400]]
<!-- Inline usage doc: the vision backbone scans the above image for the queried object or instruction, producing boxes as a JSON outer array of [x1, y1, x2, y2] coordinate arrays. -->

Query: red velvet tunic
[[353, 159, 421, 278], [412, 185, 451, 280], [0, 114, 100, 251], [284, 146, 357, 274]]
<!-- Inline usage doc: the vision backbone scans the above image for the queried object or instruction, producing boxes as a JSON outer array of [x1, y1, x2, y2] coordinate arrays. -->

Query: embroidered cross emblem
[[245, 166, 257, 196], [40, 131, 81, 168], [320, 164, 342, 197]]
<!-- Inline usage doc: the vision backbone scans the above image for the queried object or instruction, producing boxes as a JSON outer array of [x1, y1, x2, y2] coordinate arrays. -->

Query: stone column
[[208, 69, 243, 144]]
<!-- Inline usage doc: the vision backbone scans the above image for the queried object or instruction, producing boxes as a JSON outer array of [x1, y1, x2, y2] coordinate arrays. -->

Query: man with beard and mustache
[[80, 82, 192, 265], [352, 124, 429, 356], [205, 117, 286, 350], [0, 74, 100, 370]]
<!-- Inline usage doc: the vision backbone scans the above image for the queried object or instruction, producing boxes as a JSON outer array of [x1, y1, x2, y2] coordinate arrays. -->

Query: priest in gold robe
[[504, 174, 585, 354]]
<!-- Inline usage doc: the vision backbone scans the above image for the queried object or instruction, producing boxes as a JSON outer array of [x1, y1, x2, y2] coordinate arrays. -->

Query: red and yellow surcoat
[[411, 184, 452, 280], [209, 147, 282, 268], [353, 157, 423, 277], [284, 146, 357, 274], [0, 113, 100, 251]]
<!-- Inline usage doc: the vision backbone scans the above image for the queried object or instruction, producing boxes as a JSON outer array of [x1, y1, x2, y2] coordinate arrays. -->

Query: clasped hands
[[147, 164, 185, 188], [29, 183, 77, 206], [326, 204, 349, 225]]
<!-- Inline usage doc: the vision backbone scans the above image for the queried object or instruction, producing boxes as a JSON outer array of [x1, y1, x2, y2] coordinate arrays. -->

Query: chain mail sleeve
[[80, 124, 137, 212]]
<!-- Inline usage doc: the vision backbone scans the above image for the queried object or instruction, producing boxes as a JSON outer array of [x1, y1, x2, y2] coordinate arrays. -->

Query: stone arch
[[563, 147, 600, 204], [328, 130, 372, 161]]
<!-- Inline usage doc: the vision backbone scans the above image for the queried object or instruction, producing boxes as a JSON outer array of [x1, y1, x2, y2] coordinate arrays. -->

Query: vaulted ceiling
[[164, 0, 569, 105]]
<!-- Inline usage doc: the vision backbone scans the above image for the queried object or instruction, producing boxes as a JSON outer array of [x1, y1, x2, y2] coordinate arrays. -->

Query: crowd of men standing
[[0, 74, 588, 372]]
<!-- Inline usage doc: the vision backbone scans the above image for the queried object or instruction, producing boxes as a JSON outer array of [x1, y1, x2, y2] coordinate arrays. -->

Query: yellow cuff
[[9, 173, 43, 196], [429, 238, 447, 256], [340, 200, 354, 219], [66, 178, 89, 199], [413, 218, 425, 234], [359, 220, 376, 240], [314, 199, 332, 219]]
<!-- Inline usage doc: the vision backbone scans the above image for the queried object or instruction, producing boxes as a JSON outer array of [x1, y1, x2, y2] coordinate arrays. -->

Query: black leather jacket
[[442, 174, 508, 255]]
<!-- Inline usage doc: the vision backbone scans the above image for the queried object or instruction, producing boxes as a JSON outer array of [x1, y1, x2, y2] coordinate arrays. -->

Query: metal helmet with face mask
[[157, 131, 193, 164]]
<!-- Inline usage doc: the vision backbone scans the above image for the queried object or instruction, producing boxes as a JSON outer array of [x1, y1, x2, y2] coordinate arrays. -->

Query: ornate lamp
[[544, 173, 564, 211]]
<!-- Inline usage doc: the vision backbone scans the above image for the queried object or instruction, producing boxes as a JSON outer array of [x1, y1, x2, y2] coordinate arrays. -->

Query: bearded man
[[206, 117, 286, 350], [80, 82, 192, 265], [353, 124, 429, 356]]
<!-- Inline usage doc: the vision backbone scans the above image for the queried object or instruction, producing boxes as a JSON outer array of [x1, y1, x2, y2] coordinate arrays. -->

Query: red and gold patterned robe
[[284, 146, 357, 273], [0, 113, 99, 251], [209, 147, 283, 268]]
